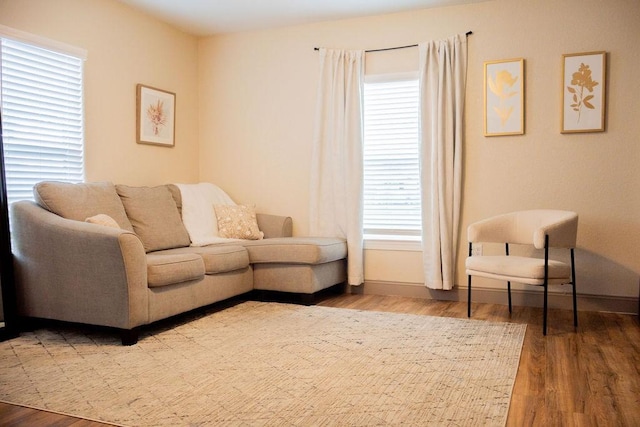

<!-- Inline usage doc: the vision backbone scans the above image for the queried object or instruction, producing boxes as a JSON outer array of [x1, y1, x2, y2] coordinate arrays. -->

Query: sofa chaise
[[10, 181, 347, 344]]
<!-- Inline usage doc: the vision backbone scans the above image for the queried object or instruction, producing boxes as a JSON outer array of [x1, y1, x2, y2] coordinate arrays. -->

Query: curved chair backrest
[[468, 210, 578, 249]]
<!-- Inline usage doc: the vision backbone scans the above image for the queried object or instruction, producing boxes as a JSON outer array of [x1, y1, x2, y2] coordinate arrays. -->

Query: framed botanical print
[[484, 58, 525, 136], [561, 51, 606, 133], [136, 84, 176, 147]]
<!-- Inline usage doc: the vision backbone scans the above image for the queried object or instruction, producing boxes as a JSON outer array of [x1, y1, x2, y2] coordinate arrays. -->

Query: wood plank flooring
[[1, 294, 638, 426]]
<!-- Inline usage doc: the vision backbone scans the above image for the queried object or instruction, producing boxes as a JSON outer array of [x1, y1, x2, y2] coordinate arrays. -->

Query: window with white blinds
[[363, 76, 421, 239], [0, 36, 84, 205]]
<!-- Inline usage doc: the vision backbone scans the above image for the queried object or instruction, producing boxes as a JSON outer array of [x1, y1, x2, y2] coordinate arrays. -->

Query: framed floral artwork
[[136, 84, 175, 146], [561, 51, 606, 133], [484, 58, 524, 136]]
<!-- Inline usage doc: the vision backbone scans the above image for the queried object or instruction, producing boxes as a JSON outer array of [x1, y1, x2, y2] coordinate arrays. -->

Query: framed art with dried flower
[[484, 58, 524, 136], [136, 84, 175, 147], [562, 51, 606, 133]]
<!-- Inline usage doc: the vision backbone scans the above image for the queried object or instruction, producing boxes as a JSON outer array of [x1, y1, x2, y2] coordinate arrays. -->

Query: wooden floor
[[1, 294, 639, 426]]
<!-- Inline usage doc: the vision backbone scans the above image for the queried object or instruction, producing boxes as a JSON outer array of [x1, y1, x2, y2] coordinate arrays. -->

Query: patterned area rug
[[0, 301, 525, 426]]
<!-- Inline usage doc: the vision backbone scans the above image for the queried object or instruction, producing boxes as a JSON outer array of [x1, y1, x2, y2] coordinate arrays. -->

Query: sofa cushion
[[199, 246, 250, 274], [238, 237, 347, 265], [116, 185, 191, 252], [34, 181, 134, 232], [154, 245, 250, 274], [214, 204, 264, 240], [146, 253, 205, 288], [166, 184, 182, 216]]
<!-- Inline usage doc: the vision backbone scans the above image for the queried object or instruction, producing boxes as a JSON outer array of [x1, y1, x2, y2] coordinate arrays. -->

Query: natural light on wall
[[363, 73, 421, 250]]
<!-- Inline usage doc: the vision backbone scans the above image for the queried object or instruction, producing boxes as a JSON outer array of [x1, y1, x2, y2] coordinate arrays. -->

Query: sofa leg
[[252, 289, 268, 301], [299, 293, 316, 306], [331, 282, 347, 294], [18, 316, 42, 332], [121, 328, 139, 346]]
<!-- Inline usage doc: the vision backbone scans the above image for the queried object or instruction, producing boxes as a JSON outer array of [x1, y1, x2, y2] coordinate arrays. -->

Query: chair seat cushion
[[146, 253, 205, 288], [466, 255, 571, 285]]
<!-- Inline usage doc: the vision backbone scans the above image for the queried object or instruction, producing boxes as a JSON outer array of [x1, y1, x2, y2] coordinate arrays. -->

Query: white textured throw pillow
[[85, 214, 121, 229], [214, 204, 264, 240]]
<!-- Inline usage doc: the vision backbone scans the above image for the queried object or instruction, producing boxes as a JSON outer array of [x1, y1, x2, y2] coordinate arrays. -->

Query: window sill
[[364, 235, 422, 252]]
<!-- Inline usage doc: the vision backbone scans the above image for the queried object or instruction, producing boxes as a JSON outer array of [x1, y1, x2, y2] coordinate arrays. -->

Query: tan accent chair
[[466, 210, 578, 335]]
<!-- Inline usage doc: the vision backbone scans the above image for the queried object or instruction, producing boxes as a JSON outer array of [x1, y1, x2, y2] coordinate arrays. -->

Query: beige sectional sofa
[[10, 181, 347, 344]]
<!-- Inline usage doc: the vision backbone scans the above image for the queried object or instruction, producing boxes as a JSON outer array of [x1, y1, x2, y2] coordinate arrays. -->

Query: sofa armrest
[[10, 200, 149, 330], [256, 213, 293, 238]]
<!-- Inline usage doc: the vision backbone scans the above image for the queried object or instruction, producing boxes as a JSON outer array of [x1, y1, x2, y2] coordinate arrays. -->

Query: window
[[363, 75, 421, 244], [0, 30, 85, 205]]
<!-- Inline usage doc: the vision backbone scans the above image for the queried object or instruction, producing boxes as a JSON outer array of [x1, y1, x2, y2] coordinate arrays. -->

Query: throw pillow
[[116, 185, 191, 252], [33, 181, 134, 232], [214, 204, 264, 240], [85, 214, 121, 229]]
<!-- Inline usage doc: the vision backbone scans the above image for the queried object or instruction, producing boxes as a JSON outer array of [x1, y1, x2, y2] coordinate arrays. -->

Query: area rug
[[0, 301, 526, 426]]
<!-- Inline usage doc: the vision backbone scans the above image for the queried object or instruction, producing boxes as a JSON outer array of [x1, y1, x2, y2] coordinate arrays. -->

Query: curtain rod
[[313, 31, 472, 52]]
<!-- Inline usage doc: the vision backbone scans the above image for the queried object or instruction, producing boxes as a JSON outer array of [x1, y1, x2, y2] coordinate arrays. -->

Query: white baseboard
[[355, 280, 639, 315]]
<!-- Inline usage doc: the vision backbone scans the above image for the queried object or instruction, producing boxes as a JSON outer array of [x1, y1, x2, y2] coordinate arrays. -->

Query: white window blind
[[0, 37, 84, 205], [363, 77, 421, 237]]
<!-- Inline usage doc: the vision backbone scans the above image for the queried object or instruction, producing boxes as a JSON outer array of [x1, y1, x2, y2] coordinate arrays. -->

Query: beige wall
[[198, 0, 640, 299], [0, 0, 200, 186]]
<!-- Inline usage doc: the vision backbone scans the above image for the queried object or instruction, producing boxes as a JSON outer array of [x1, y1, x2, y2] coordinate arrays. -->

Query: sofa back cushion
[[116, 184, 191, 252], [166, 184, 182, 216], [34, 181, 134, 232]]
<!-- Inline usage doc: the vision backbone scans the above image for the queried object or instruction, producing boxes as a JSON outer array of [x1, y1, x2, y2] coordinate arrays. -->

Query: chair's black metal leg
[[543, 235, 549, 336], [467, 275, 472, 318], [468, 242, 472, 318], [571, 248, 578, 328], [543, 283, 548, 336], [505, 243, 512, 314]]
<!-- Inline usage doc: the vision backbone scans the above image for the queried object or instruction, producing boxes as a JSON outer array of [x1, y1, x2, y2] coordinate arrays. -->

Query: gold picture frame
[[136, 84, 176, 147], [484, 58, 525, 137], [561, 51, 606, 133]]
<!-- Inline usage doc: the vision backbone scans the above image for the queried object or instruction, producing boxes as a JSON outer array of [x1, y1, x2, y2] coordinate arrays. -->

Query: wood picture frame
[[136, 84, 175, 147], [561, 51, 606, 133], [484, 58, 525, 137]]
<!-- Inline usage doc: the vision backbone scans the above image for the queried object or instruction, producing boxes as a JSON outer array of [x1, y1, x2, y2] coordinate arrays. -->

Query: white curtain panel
[[418, 34, 468, 290], [310, 48, 365, 286]]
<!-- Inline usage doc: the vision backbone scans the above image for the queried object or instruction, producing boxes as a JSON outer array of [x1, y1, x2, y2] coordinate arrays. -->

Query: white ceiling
[[116, 0, 487, 36]]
